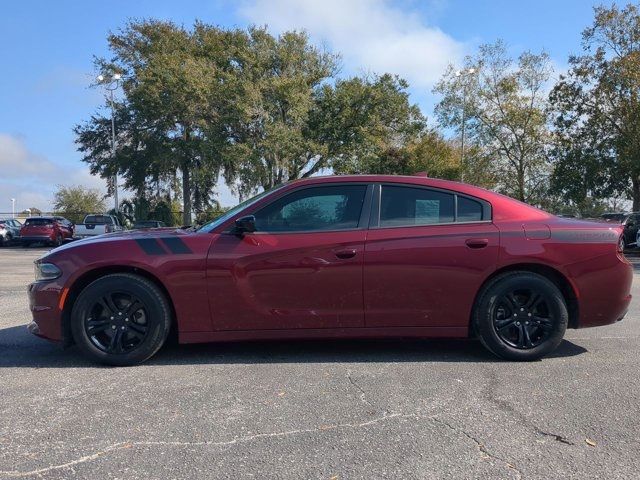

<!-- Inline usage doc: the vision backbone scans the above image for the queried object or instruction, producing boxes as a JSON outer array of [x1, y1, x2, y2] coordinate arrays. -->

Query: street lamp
[[455, 68, 476, 182], [10, 198, 15, 218], [95, 73, 122, 212]]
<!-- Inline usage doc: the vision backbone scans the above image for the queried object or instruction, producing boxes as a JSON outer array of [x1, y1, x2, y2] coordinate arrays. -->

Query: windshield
[[198, 183, 288, 232], [85, 215, 113, 224]]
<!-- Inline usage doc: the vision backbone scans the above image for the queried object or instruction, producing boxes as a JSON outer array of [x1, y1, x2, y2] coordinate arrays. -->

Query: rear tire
[[53, 234, 62, 247], [71, 273, 172, 366], [473, 271, 568, 361]]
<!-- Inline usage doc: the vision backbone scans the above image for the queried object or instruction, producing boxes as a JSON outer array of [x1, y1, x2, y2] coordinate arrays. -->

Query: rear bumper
[[22, 235, 55, 243], [572, 254, 633, 328], [27, 281, 64, 342]]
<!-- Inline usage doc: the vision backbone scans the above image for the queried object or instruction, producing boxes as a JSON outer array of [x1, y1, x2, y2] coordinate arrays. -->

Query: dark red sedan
[[28, 175, 632, 365], [21, 216, 74, 247]]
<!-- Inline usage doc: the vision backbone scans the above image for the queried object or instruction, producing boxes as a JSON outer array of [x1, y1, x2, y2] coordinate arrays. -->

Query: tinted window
[[380, 186, 454, 227], [457, 196, 484, 222], [84, 215, 113, 225], [25, 218, 53, 226], [254, 185, 367, 232]]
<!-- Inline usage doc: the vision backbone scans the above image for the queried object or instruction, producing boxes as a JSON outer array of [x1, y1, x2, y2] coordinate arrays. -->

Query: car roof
[[284, 175, 550, 222]]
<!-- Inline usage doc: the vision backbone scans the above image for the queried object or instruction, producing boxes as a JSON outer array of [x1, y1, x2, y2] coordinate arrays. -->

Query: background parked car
[[74, 214, 124, 238], [132, 220, 166, 229], [20, 216, 74, 247], [0, 218, 22, 246], [601, 212, 639, 250]]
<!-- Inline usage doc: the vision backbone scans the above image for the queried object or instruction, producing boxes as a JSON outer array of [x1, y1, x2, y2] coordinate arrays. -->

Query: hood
[[48, 227, 195, 255]]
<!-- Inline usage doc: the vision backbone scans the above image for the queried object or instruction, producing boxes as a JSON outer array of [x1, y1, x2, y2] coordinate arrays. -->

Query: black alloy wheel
[[492, 288, 554, 349], [84, 292, 150, 354], [71, 273, 172, 366], [474, 271, 568, 361]]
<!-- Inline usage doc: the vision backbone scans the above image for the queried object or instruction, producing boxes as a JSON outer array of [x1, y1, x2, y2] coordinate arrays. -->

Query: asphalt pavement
[[0, 246, 639, 479]]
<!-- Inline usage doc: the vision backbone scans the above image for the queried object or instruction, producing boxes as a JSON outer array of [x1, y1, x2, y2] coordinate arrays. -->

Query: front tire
[[473, 272, 568, 361], [71, 273, 172, 366]]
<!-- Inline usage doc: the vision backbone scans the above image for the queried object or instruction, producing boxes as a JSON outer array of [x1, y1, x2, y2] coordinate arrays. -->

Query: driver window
[[253, 185, 367, 232]]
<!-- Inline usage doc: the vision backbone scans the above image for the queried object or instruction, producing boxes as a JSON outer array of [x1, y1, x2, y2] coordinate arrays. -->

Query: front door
[[207, 184, 371, 331], [364, 184, 499, 329]]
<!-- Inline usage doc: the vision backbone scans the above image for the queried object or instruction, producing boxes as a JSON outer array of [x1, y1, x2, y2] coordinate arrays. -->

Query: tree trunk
[[633, 176, 640, 212], [182, 163, 191, 226]]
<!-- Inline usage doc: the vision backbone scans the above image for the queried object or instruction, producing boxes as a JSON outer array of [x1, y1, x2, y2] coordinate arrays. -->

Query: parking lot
[[0, 247, 639, 479]]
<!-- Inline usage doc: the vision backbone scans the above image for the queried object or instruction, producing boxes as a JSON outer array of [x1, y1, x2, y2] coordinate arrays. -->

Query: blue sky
[[0, 0, 606, 212]]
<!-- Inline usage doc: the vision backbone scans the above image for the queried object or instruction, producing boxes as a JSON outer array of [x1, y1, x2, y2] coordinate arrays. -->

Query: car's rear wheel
[[71, 273, 172, 366], [53, 234, 62, 247], [473, 272, 568, 361]]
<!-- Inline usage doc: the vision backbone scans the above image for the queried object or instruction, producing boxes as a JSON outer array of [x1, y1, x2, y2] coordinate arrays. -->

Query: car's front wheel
[[71, 273, 172, 366], [473, 272, 568, 361]]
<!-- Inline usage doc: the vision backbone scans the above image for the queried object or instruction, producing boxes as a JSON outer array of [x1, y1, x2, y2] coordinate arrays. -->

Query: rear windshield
[[25, 218, 53, 226], [84, 215, 113, 225]]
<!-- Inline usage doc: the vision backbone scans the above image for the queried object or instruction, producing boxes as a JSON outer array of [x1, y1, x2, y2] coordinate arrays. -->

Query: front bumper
[[27, 281, 63, 342]]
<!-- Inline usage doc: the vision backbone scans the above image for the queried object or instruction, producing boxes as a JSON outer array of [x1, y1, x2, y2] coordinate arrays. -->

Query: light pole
[[455, 68, 476, 182], [10, 198, 15, 218], [96, 73, 122, 212]]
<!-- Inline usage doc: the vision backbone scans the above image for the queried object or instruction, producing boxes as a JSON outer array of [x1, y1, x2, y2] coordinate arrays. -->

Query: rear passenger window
[[457, 196, 484, 222], [380, 186, 455, 227]]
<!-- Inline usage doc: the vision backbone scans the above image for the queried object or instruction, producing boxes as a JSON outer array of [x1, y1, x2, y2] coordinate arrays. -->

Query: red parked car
[[21, 216, 74, 247], [27, 175, 632, 365]]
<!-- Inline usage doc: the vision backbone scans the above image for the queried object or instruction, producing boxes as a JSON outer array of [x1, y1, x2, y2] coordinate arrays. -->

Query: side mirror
[[234, 215, 256, 236]]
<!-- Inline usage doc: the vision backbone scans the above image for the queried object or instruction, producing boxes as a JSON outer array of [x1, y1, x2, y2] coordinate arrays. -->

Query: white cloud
[[0, 133, 109, 213], [238, 0, 465, 88]]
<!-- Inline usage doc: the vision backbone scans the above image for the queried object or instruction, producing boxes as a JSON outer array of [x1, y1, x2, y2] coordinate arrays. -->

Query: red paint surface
[[28, 176, 632, 345]]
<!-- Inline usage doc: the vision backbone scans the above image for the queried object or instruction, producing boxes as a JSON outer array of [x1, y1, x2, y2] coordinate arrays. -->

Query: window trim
[[224, 183, 374, 235], [371, 183, 492, 230]]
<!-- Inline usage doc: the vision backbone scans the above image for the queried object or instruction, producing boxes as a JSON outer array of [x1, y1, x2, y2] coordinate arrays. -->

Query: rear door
[[364, 184, 499, 330], [207, 183, 372, 331]]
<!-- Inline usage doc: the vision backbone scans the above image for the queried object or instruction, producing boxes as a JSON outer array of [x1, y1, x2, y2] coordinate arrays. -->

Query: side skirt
[[179, 326, 469, 344]]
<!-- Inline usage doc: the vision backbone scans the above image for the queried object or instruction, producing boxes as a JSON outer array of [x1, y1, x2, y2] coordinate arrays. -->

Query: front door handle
[[334, 249, 357, 259], [465, 238, 489, 249]]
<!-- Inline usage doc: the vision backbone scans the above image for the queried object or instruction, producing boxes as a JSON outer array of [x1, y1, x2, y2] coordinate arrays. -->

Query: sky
[[0, 0, 607, 213]]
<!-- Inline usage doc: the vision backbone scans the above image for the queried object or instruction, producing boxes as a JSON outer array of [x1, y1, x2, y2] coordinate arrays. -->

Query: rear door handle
[[334, 249, 357, 259], [465, 238, 489, 249]]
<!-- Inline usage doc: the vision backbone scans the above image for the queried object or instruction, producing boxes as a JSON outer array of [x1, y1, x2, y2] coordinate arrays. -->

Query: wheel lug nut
[[516, 322, 520, 326], [528, 313, 532, 317], [118, 312, 122, 316], [110, 316, 114, 320], [125, 318, 128, 322], [513, 313, 517, 317], [111, 325, 116, 329], [121, 326, 125, 330], [520, 308, 524, 311]]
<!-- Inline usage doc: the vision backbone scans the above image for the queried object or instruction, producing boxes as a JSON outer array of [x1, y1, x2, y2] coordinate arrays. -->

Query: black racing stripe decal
[[135, 238, 167, 255], [160, 237, 193, 254]]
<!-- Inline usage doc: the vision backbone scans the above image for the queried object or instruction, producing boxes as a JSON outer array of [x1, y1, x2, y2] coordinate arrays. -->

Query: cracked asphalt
[[1, 246, 639, 479]]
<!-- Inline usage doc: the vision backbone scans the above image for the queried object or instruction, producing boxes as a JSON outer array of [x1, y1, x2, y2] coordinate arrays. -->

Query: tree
[[549, 3, 640, 210], [53, 185, 106, 223], [76, 20, 235, 225], [309, 74, 428, 176], [434, 41, 553, 204]]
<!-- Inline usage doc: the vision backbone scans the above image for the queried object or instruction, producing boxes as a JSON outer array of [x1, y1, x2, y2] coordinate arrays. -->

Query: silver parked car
[[0, 218, 22, 246]]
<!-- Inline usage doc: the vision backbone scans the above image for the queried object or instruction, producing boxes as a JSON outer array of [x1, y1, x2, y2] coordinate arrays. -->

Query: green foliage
[[434, 41, 552, 203], [76, 21, 441, 214], [53, 185, 106, 224], [549, 3, 640, 210]]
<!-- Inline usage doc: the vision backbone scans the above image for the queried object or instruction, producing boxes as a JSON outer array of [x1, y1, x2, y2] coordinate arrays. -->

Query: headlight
[[34, 262, 62, 281]]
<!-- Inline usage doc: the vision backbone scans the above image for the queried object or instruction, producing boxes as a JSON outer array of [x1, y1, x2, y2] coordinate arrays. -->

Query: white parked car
[[74, 214, 124, 238]]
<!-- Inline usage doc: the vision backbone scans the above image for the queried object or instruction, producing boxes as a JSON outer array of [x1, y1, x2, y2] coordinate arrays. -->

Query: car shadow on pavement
[[0, 324, 588, 368]]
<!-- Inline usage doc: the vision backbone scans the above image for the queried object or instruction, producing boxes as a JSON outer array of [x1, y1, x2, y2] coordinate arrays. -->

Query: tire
[[71, 273, 172, 366], [53, 234, 62, 247], [473, 271, 568, 361]]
